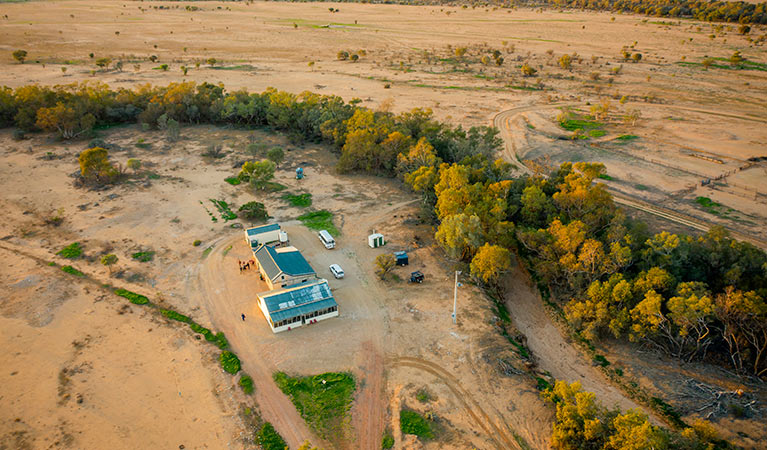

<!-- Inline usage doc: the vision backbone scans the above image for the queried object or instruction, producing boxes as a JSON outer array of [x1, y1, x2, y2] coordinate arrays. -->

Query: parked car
[[329, 264, 344, 279]]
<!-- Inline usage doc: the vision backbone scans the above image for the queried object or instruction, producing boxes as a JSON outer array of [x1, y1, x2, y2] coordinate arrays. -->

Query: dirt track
[[493, 104, 767, 250]]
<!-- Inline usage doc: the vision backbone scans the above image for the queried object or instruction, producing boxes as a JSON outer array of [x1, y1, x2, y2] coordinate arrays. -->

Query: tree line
[[266, 0, 767, 24], [0, 81, 499, 175]]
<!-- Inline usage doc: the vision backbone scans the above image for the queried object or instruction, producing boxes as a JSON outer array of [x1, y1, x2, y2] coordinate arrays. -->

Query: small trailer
[[394, 251, 409, 266], [410, 271, 424, 283], [296, 167, 304, 179]]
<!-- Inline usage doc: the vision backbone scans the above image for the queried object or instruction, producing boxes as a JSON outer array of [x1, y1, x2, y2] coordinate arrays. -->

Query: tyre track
[[388, 356, 523, 450], [493, 103, 767, 250]]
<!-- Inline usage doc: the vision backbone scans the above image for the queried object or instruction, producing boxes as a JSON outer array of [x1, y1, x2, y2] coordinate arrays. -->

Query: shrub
[[78, 147, 118, 184], [382, 433, 394, 449], [57, 242, 83, 259], [238, 201, 268, 221], [114, 288, 149, 305], [239, 374, 254, 394], [61, 265, 85, 277], [161, 309, 192, 323], [255, 423, 287, 450], [415, 388, 430, 403], [400, 410, 433, 439], [193, 240, 202, 247], [375, 254, 396, 280], [219, 351, 241, 374], [214, 332, 229, 350], [131, 251, 155, 262], [12, 50, 28, 64]]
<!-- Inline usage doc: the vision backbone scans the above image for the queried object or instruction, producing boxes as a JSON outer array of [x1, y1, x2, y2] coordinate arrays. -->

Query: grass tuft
[[254, 422, 287, 450]]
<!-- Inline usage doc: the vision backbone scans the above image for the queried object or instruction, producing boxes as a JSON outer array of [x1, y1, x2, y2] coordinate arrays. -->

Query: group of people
[[238, 259, 255, 273]]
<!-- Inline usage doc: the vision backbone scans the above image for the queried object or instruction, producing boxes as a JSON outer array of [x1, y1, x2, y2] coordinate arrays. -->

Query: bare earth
[[1, 1, 766, 449]]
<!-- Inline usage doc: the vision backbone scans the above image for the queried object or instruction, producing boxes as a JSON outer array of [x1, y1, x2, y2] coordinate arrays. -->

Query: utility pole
[[452, 270, 462, 324]]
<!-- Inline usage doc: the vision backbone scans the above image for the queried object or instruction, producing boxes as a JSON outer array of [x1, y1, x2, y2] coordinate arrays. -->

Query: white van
[[318, 230, 335, 249]]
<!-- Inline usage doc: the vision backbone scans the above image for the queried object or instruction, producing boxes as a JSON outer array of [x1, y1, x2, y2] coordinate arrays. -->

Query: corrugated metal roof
[[254, 245, 315, 280], [246, 223, 280, 236], [270, 297, 337, 322]]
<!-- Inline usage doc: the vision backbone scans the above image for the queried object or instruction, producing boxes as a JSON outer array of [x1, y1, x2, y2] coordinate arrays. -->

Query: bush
[[131, 251, 155, 262], [219, 351, 241, 374], [382, 433, 394, 449], [114, 288, 149, 305], [400, 410, 433, 439], [214, 332, 229, 350], [57, 242, 83, 259], [193, 240, 202, 247], [161, 309, 191, 323], [255, 422, 287, 450], [238, 201, 268, 221], [239, 374, 254, 394], [61, 265, 85, 277]]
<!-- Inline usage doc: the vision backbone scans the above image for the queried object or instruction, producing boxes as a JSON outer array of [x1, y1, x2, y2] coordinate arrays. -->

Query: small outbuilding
[[368, 233, 385, 248], [256, 279, 339, 333], [244, 223, 287, 249]]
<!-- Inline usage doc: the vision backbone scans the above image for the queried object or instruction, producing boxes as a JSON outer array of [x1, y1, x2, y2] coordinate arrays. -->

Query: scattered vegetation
[[224, 176, 241, 185], [297, 210, 338, 235], [161, 309, 191, 323], [210, 199, 237, 221], [282, 193, 312, 207], [273, 371, 356, 440]]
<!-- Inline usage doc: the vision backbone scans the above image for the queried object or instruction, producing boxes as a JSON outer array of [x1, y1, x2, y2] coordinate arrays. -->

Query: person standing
[[241, 313, 246, 321]]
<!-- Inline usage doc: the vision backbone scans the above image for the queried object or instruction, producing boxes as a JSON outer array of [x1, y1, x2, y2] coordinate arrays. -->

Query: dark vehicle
[[410, 271, 424, 283], [394, 251, 409, 266]]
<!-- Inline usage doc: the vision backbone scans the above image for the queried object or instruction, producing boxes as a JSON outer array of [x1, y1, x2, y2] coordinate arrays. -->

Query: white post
[[452, 270, 461, 324]]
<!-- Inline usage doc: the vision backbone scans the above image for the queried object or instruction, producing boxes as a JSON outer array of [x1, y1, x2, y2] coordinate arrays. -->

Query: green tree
[[95, 57, 112, 70], [470, 243, 511, 286], [12, 49, 28, 64], [337, 51, 349, 61], [101, 253, 118, 275], [238, 160, 276, 189], [266, 147, 285, 167], [375, 254, 396, 280], [436, 213, 485, 261], [520, 184, 549, 226], [78, 147, 118, 184]]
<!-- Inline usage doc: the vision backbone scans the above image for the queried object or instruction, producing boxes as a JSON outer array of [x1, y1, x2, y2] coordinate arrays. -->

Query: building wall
[[245, 229, 281, 247]]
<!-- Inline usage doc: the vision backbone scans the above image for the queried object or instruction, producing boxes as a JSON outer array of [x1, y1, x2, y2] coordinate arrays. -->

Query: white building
[[244, 223, 287, 249], [256, 279, 339, 333]]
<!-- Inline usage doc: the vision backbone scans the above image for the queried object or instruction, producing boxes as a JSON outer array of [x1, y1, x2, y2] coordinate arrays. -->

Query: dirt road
[[493, 104, 767, 250]]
